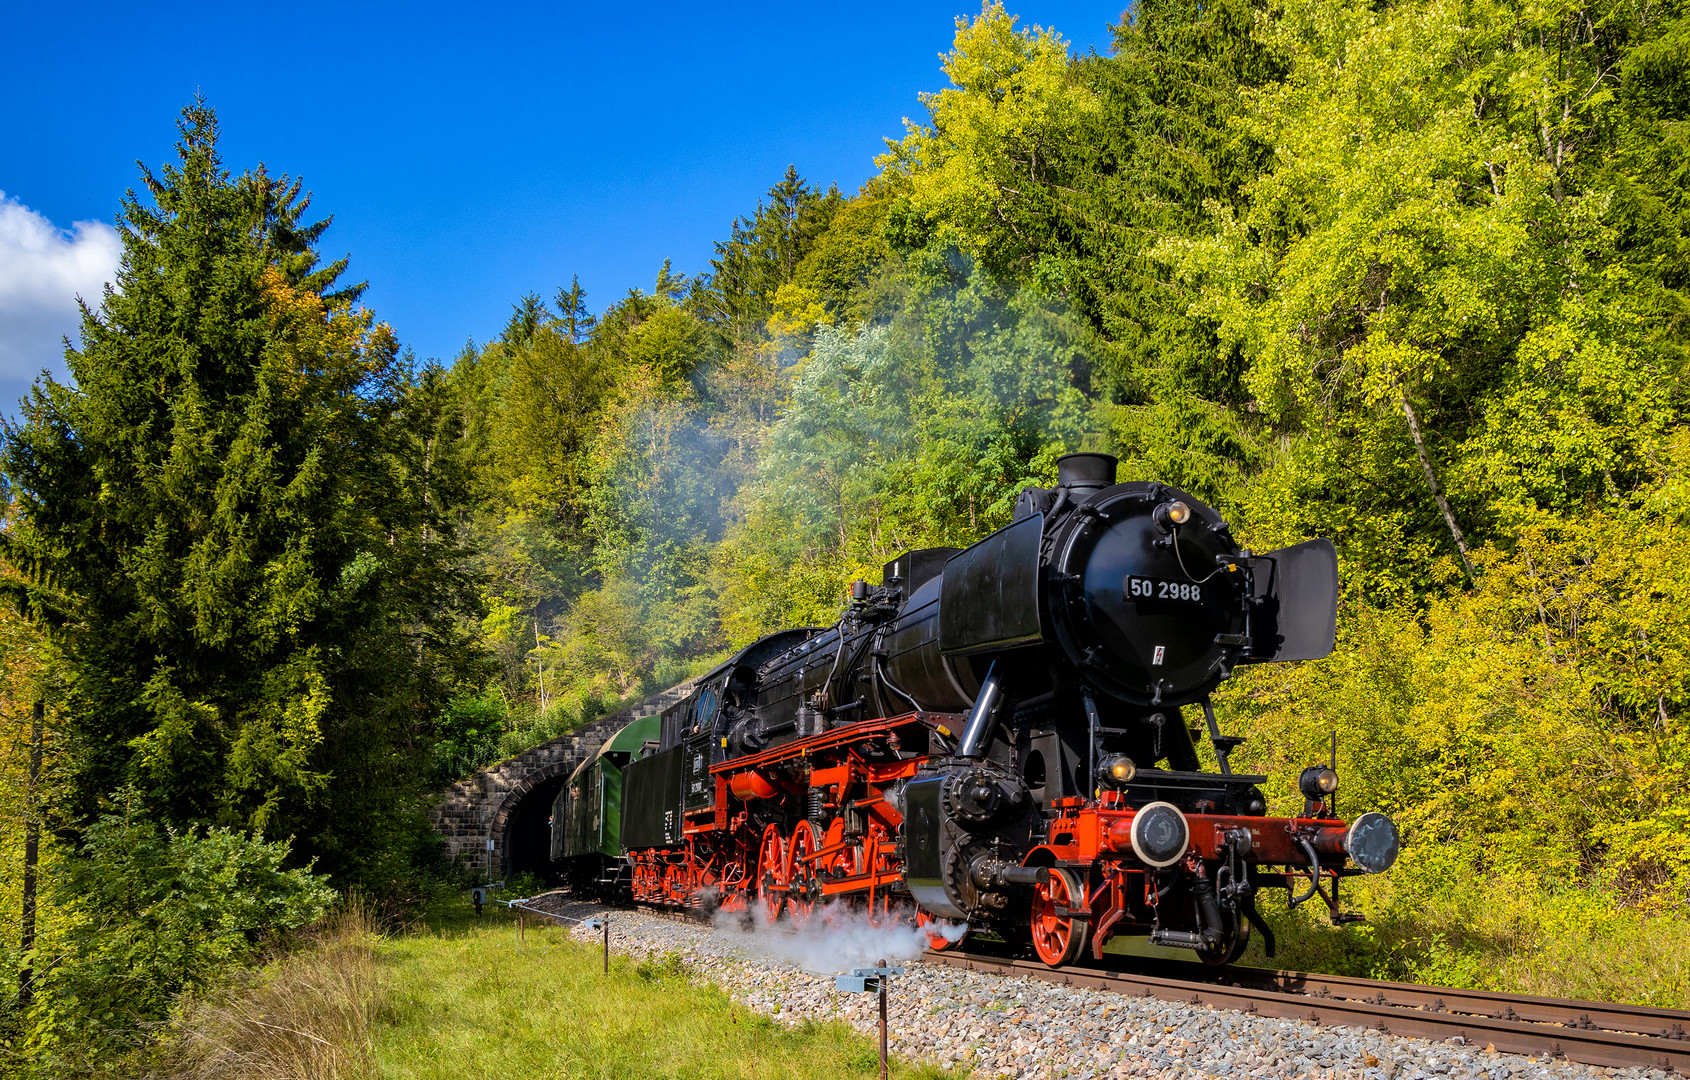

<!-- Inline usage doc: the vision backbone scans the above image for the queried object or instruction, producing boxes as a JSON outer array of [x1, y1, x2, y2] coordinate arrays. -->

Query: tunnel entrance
[[499, 773, 570, 884]]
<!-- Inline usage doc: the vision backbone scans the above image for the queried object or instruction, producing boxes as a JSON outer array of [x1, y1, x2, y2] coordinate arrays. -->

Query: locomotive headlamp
[[1153, 500, 1193, 532], [1298, 766, 1339, 800], [1129, 801, 1190, 868], [1101, 755, 1137, 785]]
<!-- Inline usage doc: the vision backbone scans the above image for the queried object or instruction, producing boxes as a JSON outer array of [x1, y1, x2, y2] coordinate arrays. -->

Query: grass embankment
[[160, 896, 959, 1080], [158, 879, 1690, 1080], [159, 905, 382, 1080], [376, 902, 952, 1080]]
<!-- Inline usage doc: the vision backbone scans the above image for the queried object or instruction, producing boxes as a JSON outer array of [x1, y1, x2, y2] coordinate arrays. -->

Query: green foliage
[[708, 165, 843, 341], [781, 177, 901, 329], [717, 275, 1096, 640], [1251, 874, 1690, 1007], [1164, 0, 1690, 595], [152, 901, 382, 1080], [881, 2, 1098, 279], [22, 793, 334, 1074], [1069, 0, 1287, 510], [428, 689, 510, 786], [0, 104, 484, 884], [430, 263, 744, 773]]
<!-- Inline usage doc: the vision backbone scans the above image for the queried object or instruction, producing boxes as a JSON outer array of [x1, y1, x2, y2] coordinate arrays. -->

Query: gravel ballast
[[527, 897, 1663, 1080]]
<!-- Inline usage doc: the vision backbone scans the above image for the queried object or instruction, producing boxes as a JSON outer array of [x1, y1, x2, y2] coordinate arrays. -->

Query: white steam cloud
[[714, 903, 967, 975], [0, 192, 120, 411]]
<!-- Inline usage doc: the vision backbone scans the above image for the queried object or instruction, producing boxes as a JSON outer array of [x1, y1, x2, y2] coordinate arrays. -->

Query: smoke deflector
[[938, 513, 1045, 657], [1245, 538, 1339, 663]]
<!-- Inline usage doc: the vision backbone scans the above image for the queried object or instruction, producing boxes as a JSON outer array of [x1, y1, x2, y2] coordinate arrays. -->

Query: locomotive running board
[[709, 710, 964, 776]]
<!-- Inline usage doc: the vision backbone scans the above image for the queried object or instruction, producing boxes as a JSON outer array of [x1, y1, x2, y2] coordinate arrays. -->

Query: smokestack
[[1056, 453, 1118, 493]]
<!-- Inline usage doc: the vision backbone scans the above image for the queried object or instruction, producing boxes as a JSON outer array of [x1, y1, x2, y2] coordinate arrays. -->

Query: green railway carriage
[[549, 714, 659, 893]]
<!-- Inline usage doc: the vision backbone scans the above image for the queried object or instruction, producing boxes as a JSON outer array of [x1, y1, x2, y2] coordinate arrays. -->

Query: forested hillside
[[3, 0, 1688, 1070]]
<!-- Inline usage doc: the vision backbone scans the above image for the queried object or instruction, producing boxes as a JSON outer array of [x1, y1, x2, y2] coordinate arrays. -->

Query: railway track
[[923, 949, 1690, 1075], [523, 894, 1688, 1074]]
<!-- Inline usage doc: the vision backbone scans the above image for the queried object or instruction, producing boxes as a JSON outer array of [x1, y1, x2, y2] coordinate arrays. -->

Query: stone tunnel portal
[[499, 772, 570, 883], [429, 679, 698, 882]]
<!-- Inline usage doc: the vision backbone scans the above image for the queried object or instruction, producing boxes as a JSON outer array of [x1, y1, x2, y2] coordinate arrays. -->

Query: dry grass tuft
[[153, 899, 384, 1080]]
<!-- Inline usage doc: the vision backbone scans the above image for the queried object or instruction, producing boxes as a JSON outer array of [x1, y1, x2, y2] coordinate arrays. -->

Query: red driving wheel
[[1031, 867, 1090, 967], [757, 823, 787, 923], [786, 821, 820, 928]]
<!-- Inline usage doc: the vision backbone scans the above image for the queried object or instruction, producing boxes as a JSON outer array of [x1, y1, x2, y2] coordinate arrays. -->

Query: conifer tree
[[707, 166, 840, 341], [0, 104, 481, 884], [554, 274, 596, 343]]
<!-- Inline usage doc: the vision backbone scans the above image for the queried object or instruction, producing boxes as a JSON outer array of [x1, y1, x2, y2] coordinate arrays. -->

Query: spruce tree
[[1, 104, 481, 885]]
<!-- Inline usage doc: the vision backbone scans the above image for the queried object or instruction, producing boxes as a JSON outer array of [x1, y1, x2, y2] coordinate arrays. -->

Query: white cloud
[[0, 191, 121, 409]]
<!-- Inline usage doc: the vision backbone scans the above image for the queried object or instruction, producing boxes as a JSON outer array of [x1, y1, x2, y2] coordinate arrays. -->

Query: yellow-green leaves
[[883, 2, 1099, 269], [1162, 0, 1683, 596]]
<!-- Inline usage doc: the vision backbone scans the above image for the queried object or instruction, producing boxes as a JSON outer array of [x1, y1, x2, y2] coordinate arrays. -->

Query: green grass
[[371, 899, 962, 1080], [1235, 874, 1690, 1008]]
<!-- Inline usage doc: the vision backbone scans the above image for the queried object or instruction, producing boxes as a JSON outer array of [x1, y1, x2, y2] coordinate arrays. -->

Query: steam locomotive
[[551, 454, 1399, 966]]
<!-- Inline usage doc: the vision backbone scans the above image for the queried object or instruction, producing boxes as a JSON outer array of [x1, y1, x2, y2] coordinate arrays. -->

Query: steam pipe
[[957, 662, 1003, 758], [1082, 689, 1101, 798], [876, 654, 921, 714], [1288, 836, 1322, 908], [1191, 865, 1226, 946]]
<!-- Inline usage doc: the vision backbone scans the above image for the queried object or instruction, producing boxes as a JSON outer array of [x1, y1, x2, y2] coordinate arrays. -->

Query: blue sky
[[0, 1, 1124, 407]]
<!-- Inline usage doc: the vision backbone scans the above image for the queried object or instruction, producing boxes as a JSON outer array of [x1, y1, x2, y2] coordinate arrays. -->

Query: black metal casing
[[620, 745, 684, 850]]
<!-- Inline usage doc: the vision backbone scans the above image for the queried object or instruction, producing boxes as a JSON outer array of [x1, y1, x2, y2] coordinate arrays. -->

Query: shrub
[[19, 793, 336, 1075]]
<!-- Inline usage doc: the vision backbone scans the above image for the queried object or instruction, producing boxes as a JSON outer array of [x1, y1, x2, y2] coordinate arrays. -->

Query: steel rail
[[1222, 966, 1690, 1041], [922, 950, 1690, 1075], [521, 894, 1689, 1073]]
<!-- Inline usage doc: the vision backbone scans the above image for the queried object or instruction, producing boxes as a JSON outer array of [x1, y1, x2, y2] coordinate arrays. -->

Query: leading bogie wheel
[[1031, 867, 1090, 967], [916, 906, 965, 951], [1198, 920, 1249, 966]]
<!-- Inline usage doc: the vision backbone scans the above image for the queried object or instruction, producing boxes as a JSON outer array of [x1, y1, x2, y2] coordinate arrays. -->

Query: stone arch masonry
[[429, 678, 698, 880]]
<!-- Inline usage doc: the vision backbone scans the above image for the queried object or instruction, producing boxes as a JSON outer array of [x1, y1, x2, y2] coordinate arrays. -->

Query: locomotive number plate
[[1125, 576, 1202, 603]]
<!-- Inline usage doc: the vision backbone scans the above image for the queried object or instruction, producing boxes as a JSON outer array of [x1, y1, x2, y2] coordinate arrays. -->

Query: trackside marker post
[[880, 961, 888, 1080], [835, 957, 905, 1080], [585, 916, 610, 974]]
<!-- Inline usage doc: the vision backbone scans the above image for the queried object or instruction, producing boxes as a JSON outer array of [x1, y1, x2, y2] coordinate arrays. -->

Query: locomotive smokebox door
[[1246, 538, 1339, 663], [1047, 482, 1248, 705]]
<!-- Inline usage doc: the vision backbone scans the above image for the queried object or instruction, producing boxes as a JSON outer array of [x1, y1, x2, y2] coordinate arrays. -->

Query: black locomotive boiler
[[552, 453, 1399, 965]]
